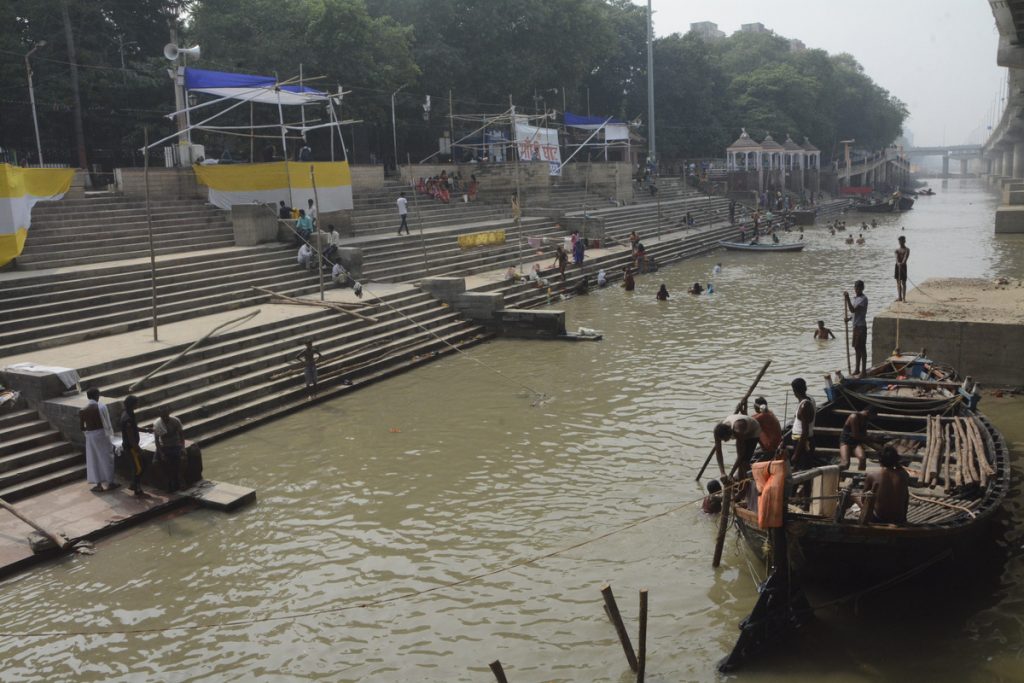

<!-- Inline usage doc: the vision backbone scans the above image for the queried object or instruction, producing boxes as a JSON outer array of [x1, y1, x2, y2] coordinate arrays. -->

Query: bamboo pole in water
[[712, 476, 732, 568], [636, 589, 648, 683], [489, 660, 509, 683], [601, 584, 638, 672]]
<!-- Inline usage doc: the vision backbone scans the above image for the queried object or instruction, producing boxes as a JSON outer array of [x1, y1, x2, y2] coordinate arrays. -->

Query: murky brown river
[[2, 180, 1023, 682]]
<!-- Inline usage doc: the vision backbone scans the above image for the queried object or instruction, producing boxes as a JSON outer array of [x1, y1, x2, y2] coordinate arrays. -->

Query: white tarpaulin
[[514, 116, 562, 176]]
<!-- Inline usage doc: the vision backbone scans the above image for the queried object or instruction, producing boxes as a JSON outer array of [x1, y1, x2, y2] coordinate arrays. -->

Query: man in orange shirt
[[752, 396, 783, 458]]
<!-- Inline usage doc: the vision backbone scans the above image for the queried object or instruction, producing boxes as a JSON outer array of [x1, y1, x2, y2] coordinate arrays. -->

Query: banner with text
[[514, 117, 562, 176]]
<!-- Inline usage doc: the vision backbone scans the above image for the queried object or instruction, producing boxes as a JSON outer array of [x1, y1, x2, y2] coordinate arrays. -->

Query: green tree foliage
[[0, 0, 907, 167]]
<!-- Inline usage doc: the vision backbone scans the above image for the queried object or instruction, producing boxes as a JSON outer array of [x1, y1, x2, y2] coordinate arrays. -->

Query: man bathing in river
[[813, 320, 836, 340], [840, 406, 878, 471], [895, 236, 910, 301]]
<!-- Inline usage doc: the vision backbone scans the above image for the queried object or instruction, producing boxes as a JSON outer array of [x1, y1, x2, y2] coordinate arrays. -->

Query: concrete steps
[[0, 246, 322, 356], [18, 196, 234, 270], [0, 408, 83, 503]]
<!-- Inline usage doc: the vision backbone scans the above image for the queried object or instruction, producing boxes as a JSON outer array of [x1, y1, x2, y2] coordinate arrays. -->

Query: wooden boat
[[718, 240, 805, 252], [730, 355, 1009, 586], [857, 199, 897, 213], [918, 188, 935, 196], [898, 195, 915, 211]]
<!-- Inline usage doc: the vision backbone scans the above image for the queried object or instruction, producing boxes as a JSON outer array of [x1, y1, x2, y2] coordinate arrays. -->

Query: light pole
[[25, 41, 46, 166], [391, 83, 407, 174]]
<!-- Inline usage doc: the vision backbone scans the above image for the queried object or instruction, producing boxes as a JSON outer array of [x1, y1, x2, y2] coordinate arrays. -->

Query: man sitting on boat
[[839, 406, 878, 471], [861, 444, 910, 524]]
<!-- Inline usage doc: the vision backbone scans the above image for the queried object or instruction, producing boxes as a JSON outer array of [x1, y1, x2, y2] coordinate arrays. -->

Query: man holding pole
[[844, 280, 869, 377]]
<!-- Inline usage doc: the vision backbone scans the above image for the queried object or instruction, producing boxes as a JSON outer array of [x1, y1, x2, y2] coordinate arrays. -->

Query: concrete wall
[[561, 162, 633, 203], [115, 167, 204, 200], [872, 316, 1024, 387], [497, 309, 567, 338], [350, 164, 385, 191], [231, 204, 278, 246], [401, 162, 553, 204]]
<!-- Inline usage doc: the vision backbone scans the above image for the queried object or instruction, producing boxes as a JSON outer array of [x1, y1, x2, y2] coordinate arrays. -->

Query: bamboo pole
[[0, 498, 70, 550], [601, 584, 638, 672], [943, 423, 953, 493], [696, 360, 772, 481], [310, 164, 325, 302], [489, 660, 509, 683], [843, 296, 852, 374], [712, 476, 732, 568], [637, 589, 648, 683], [251, 285, 378, 322]]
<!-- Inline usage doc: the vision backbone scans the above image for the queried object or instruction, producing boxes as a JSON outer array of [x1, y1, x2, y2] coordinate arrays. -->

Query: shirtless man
[[895, 236, 910, 301], [813, 320, 836, 340], [844, 281, 869, 376], [864, 444, 910, 524], [839, 406, 877, 470], [295, 339, 323, 397], [712, 404, 762, 478]]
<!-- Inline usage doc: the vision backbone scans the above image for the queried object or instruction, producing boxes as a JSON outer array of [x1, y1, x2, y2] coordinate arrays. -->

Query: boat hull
[[718, 241, 805, 252]]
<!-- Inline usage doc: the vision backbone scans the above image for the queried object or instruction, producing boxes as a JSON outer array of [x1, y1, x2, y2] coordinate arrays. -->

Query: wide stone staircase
[[17, 196, 234, 270], [0, 408, 82, 502], [350, 181, 510, 238], [0, 245, 322, 356]]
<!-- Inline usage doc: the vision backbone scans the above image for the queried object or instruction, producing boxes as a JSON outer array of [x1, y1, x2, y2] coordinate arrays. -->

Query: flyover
[[906, 145, 983, 177], [982, 0, 1024, 231]]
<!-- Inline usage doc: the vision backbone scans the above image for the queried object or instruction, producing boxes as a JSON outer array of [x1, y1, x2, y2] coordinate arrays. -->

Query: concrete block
[[231, 204, 278, 246], [995, 205, 1024, 233], [39, 394, 123, 448], [1, 368, 76, 405], [336, 247, 363, 279], [350, 164, 385, 191], [453, 292, 504, 321], [1005, 190, 1024, 206], [319, 209, 354, 237], [563, 216, 606, 240], [419, 277, 467, 304], [497, 309, 567, 338]]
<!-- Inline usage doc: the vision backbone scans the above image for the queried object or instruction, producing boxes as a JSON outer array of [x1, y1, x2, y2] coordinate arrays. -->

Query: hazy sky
[[646, 0, 1004, 147]]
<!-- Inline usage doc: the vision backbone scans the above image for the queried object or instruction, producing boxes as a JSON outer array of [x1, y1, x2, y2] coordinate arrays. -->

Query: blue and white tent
[[184, 67, 328, 106]]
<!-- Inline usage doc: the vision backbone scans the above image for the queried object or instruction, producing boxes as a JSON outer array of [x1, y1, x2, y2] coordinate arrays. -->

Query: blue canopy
[[184, 67, 327, 105], [564, 112, 625, 127]]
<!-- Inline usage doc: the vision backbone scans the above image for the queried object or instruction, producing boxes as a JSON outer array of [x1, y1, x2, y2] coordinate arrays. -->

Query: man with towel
[[79, 387, 118, 492]]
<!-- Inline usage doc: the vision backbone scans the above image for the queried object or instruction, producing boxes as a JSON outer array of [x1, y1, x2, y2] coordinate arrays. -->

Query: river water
[[1, 180, 1023, 682]]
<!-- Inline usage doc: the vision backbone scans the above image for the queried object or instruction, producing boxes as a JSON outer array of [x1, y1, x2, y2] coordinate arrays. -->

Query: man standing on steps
[[397, 192, 410, 235], [79, 387, 118, 492], [844, 280, 869, 377], [296, 339, 323, 398], [154, 408, 186, 492], [894, 236, 910, 302], [120, 394, 145, 496]]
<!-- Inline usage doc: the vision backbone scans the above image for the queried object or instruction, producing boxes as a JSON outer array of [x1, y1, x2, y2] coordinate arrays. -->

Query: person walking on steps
[[397, 192, 410, 235]]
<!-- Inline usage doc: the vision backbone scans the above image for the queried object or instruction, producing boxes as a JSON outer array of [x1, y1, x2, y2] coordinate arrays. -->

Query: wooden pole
[[310, 164, 325, 301], [843, 296, 852, 374], [251, 285, 377, 322], [0, 498, 70, 549], [696, 360, 771, 481], [712, 476, 732, 568], [601, 584, 638, 672], [144, 127, 159, 341], [489, 660, 509, 683], [407, 153, 430, 275], [636, 589, 648, 683]]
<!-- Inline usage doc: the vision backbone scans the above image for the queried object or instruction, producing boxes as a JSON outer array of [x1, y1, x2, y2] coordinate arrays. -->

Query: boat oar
[[695, 359, 772, 481], [843, 295, 852, 374]]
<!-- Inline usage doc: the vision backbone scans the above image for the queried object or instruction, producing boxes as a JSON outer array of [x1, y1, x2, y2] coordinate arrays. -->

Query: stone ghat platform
[[872, 277, 1024, 387]]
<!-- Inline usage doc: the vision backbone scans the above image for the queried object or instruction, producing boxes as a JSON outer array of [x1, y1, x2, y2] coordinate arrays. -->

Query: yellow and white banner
[[193, 161, 353, 213], [0, 164, 75, 267]]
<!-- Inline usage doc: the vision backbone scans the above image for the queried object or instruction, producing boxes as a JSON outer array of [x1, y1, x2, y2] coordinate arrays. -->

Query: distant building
[[788, 38, 806, 52], [738, 22, 770, 34], [690, 21, 726, 41]]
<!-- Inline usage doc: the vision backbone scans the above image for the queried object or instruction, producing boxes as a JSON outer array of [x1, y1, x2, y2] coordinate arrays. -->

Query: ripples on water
[[1, 181, 1023, 682]]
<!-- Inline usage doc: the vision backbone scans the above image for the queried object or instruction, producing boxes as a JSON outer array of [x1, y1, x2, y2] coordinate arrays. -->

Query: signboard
[[514, 116, 562, 176]]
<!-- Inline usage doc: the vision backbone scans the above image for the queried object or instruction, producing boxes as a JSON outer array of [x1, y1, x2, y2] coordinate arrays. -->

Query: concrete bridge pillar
[[942, 156, 950, 178], [1004, 148, 1014, 179], [960, 158, 969, 176], [1014, 142, 1024, 180]]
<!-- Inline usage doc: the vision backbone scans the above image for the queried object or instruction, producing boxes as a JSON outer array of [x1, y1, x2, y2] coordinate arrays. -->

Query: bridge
[[834, 146, 911, 188], [906, 145, 984, 178], [982, 0, 1024, 231]]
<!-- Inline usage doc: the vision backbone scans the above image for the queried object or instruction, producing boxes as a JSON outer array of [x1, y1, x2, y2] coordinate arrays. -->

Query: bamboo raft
[[731, 355, 1009, 585]]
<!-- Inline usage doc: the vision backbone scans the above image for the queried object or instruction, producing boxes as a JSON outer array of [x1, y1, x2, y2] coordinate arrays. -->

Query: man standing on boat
[[788, 378, 816, 471], [839, 406, 877, 471], [894, 236, 910, 302], [712, 406, 761, 479], [844, 281, 869, 376]]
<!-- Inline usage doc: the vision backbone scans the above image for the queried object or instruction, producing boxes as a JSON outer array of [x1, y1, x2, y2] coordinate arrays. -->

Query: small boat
[[898, 195, 915, 211], [857, 199, 897, 213], [730, 354, 1009, 586], [718, 240, 805, 252], [918, 188, 935, 196]]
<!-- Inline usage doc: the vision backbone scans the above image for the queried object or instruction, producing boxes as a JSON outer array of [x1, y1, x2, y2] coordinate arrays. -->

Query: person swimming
[[688, 282, 703, 295]]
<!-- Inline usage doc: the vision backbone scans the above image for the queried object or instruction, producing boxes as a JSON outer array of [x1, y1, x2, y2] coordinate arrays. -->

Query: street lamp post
[[25, 41, 46, 166], [391, 84, 407, 174]]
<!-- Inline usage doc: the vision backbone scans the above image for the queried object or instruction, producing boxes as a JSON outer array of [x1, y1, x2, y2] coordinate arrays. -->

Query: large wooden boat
[[718, 240, 805, 252], [730, 355, 1009, 585]]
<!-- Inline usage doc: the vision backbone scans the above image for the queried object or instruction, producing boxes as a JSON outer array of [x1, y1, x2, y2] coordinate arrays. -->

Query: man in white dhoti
[[79, 387, 118, 492]]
